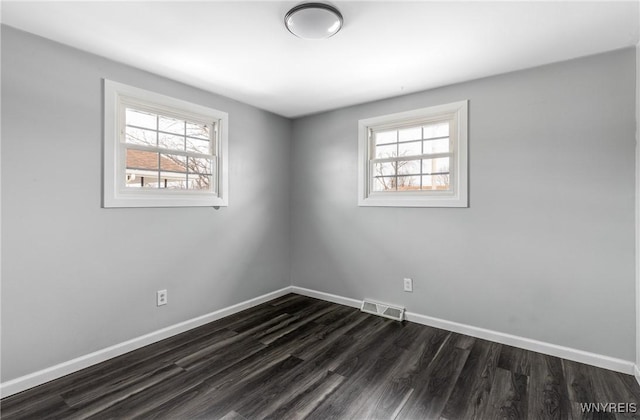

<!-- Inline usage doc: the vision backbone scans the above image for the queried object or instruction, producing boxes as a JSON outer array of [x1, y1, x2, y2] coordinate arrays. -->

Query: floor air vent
[[361, 299, 405, 321]]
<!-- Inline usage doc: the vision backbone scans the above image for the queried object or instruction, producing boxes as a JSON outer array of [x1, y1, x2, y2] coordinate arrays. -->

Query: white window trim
[[357, 100, 468, 208], [103, 79, 229, 208]]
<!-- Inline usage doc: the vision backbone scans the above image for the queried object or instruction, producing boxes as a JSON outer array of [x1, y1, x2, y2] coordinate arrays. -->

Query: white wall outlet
[[403, 278, 413, 292], [157, 289, 167, 306]]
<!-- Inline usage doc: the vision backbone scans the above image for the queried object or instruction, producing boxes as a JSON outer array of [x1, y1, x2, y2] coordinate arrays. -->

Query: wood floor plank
[[83, 369, 207, 419], [528, 352, 572, 420], [588, 365, 640, 419], [477, 367, 528, 419], [292, 311, 370, 361], [351, 326, 447, 419], [389, 321, 428, 350], [60, 328, 237, 407], [303, 322, 421, 419], [256, 305, 335, 345], [330, 320, 406, 378], [137, 313, 342, 419], [394, 336, 471, 419], [0, 393, 76, 420], [451, 332, 477, 350], [236, 358, 340, 419], [174, 316, 286, 369], [226, 297, 330, 335], [392, 326, 452, 390], [137, 351, 295, 419], [498, 344, 534, 376], [293, 312, 386, 364], [218, 411, 247, 420], [154, 356, 304, 419], [211, 294, 315, 333], [344, 349, 421, 419], [440, 339, 502, 420], [312, 304, 358, 326], [268, 293, 307, 306], [263, 371, 346, 420], [64, 365, 184, 419], [562, 359, 597, 404]]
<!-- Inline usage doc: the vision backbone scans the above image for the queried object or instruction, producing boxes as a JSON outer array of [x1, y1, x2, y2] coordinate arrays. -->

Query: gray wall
[[291, 48, 637, 361], [1, 26, 292, 382]]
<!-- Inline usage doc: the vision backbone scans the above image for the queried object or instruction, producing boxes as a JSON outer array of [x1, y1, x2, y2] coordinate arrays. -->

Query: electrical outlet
[[157, 289, 167, 306], [403, 278, 413, 292]]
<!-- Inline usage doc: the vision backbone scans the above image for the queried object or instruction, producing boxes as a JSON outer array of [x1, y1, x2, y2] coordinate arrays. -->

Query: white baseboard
[[292, 286, 636, 376], [291, 286, 361, 308], [0, 286, 293, 398]]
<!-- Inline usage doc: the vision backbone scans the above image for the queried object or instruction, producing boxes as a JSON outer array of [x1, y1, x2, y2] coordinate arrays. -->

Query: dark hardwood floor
[[2, 294, 640, 419]]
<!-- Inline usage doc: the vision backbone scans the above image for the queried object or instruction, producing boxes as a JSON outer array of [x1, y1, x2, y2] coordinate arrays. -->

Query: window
[[358, 101, 468, 207], [103, 80, 228, 208]]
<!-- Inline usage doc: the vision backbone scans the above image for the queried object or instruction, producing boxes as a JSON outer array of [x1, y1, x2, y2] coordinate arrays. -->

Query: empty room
[[2, 1, 640, 418]]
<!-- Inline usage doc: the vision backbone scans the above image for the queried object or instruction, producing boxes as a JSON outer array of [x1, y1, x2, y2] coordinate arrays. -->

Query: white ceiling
[[2, 1, 639, 118]]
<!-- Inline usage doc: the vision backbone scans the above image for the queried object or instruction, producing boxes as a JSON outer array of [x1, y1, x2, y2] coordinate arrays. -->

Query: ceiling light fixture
[[284, 3, 343, 40]]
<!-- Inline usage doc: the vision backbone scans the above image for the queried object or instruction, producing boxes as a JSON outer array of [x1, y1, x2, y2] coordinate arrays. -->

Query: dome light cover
[[285, 3, 343, 39]]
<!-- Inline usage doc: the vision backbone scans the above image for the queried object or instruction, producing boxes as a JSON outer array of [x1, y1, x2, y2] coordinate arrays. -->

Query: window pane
[[374, 161, 395, 176], [160, 154, 186, 172], [422, 174, 450, 190], [161, 172, 188, 189], [397, 176, 420, 191], [398, 141, 421, 157], [125, 127, 157, 146], [374, 130, 396, 145], [186, 138, 210, 155], [158, 132, 185, 151], [125, 173, 160, 188], [373, 176, 396, 191], [125, 149, 159, 188], [422, 157, 450, 175], [189, 174, 211, 190], [186, 122, 210, 139], [423, 138, 449, 154], [423, 122, 449, 139], [188, 157, 212, 174], [159, 116, 185, 135], [188, 157, 213, 191], [126, 149, 158, 170], [126, 108, 156, 129], [398, 126, 421, 142], [375, 143, 397, 158], [125, 173, 158, 188], [397, 160, 420, 176]]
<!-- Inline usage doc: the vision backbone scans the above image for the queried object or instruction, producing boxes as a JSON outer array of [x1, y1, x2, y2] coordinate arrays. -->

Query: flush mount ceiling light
[[285, 3, 343, 39]]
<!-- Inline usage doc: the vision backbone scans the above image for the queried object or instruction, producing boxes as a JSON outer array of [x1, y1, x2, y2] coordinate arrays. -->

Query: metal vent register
[[360, 299, 405, 321]]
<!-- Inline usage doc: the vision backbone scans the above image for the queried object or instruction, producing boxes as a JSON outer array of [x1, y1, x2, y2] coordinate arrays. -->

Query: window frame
[[103, 79, 229, 208], [357, 100, 468, 207]]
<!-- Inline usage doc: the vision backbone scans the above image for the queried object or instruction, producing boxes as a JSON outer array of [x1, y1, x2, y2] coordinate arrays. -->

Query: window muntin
[[358, 101, 468, 207], [104, 80, 228, 208]]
